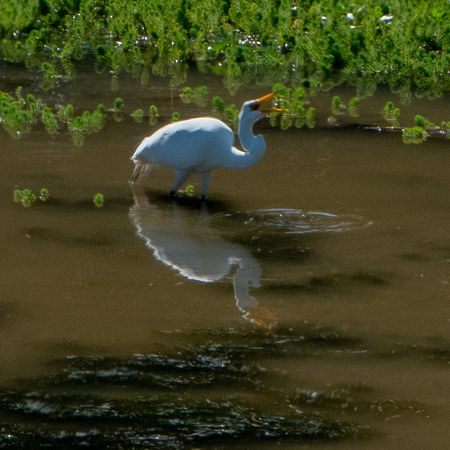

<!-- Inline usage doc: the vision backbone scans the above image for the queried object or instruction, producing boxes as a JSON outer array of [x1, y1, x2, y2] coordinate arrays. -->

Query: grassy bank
[[1, 0, 449, 99]]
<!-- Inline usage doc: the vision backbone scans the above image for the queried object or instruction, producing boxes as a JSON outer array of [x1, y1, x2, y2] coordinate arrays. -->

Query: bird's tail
[[129, 162, 151, 184]]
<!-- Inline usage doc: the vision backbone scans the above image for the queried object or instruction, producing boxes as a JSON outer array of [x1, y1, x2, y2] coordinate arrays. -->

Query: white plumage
[[130, 91, 282, 199]]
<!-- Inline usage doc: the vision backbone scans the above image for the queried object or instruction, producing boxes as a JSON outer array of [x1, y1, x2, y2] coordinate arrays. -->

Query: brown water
[[0, 65, 449, 448]]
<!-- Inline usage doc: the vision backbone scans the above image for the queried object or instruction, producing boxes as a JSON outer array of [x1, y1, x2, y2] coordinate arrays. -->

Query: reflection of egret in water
[[129, 187, 274, 327], [130, 188, 372, 327]]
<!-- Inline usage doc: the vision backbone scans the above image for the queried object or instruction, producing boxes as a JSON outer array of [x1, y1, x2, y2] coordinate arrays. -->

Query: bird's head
[[240, 90, 285, 124]]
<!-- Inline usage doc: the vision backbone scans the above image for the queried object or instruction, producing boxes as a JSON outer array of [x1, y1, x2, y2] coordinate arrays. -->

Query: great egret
[[130, 90, 283, 199]]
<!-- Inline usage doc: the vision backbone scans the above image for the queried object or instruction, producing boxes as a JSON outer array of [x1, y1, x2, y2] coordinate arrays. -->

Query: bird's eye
[[250, 102, 259, 111]]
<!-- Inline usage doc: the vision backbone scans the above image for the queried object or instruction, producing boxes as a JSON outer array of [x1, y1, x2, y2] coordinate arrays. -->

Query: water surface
[[0, 64, 449, 448]]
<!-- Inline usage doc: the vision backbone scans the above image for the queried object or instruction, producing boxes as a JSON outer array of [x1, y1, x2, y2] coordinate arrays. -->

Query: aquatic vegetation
[[171, 111, 180, 122], [0, 87, 108, 144], [39, 188, 49, 201], [331, 96, 345, 115], [414, 115, 436, 129], [382, 101, 400, 126], [348, 97, 360, 117], [14, 188, 50, 207], [402, 126, 429, 144], [180, 85, 208, 106], [93, 193, 105, 208], [270, 84, 315, 130], [41, 106, 58, 134], [149, 104, 158, 125], [184, 184, 195, 196], [0, 1, 449, 97], [13, 188, 36, 207], [131, 108, 144, 123]]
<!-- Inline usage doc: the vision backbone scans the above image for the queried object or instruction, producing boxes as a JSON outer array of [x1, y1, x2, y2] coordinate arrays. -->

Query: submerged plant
[[93, 193, 105, 208]]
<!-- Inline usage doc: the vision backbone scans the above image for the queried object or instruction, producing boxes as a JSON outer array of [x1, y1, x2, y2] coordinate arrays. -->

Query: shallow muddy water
[[0, 64, 449, 448]]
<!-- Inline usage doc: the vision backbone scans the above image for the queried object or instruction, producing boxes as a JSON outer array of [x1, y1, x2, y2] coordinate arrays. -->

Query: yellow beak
[[254, 89, 285, 113]]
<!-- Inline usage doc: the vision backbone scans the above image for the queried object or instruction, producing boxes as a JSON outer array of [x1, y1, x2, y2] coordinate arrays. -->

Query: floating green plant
[[414, 115, 436, 129], [13, 189, 36, 207], [41, 107, 58, 134], [171, 111, 180, 122], [331, 96, 344, 115], [39, 188, 49, 202], [131, 108, 144, 123], [14, 188, 50, 207], [402, 126, 428, 144], [93, 193, 105, 208], [185, 184, 194, 196], [149, 104, 158, 125], [348, 97, 360, 117], [382, 101, 400, 126]]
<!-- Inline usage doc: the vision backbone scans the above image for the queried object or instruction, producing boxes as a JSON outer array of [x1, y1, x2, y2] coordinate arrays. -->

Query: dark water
[[0, 64, 449, 448]]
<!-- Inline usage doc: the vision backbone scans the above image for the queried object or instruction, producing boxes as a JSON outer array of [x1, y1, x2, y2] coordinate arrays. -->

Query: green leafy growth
[[185, 184, 194, 196], [402, 126, 428, 144], [41, 107, 58, 134], [212, 96, 225, 113], [172, 111, 180, 122], [149, 104, 158, 125], [348, 97, 360, 118], [13, 189, 36, 207], [181, 86, 208, 106], [383, 101, 400, 126], [132, 108, 144, 123], [39, 188, 49, 202], [331, 96, 344, 115], [224, 104, 239, 133], [113, 97, 123, 110], [414, 115, 435, 128], [0, 0, 449, 97], [93, 193, 105, 208], [441, 121, 450, 138], [274, 85, 313, 130]]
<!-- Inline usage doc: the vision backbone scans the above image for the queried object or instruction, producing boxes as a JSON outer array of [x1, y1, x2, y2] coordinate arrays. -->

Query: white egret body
[[130, 91, 282, 199]]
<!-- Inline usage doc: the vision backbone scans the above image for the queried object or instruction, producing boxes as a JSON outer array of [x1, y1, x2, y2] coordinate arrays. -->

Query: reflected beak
[[254, 89, 285, 113]]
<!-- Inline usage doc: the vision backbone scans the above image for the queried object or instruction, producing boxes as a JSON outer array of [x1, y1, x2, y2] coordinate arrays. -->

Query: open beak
[[254, 89, 285, 113]]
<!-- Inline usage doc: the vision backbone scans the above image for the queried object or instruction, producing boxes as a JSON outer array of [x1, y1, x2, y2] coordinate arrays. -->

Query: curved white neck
[[223, 118, 266, 170]]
